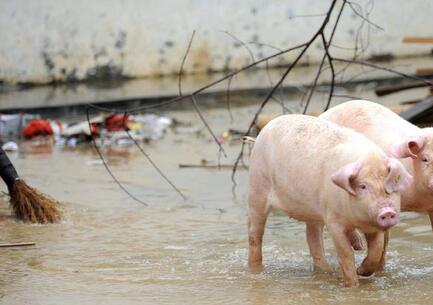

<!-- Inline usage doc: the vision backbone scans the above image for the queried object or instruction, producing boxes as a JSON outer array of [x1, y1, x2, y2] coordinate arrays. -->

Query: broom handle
[[0, 148, 19, 187]]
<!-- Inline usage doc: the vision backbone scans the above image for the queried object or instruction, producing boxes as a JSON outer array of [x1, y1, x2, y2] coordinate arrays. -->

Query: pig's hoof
[[248, 263, 264, 274], [375, 260, 386, 273], [357, 266, 374, 277], [344, 280, 360, 288], [313, 263, 333, 273]]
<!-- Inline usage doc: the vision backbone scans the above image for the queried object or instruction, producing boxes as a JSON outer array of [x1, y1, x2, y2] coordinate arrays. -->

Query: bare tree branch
[[86, 42, 308, 113], [123, 114, 187, 201], [334, 58, 433, 86], [191, 95, 227, 157], [86, 107, 148, 206], [178, 30, 196, 96], [232, 0, 341, 184]]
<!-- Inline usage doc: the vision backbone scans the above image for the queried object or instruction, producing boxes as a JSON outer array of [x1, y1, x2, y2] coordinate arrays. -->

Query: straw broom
[[0, 147, 62, 223]]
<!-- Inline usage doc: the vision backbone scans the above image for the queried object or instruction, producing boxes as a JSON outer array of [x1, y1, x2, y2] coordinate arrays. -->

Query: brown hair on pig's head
[[331, 154, 412, 230], [389, 130, 433, 192]]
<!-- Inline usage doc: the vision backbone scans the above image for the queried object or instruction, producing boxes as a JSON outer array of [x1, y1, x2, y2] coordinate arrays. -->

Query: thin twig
[[321, 0, 347, 111], [86, 108, 148, 206], [232, 0, 340, 184], [347, 1, 384, 31], [0, 242, 35, 248], [86, 42, 308, 113], [123, 115, 187, 201], [302, 44, 327, 114], [222, 30, 256, 63], [334, 58, 433, 86], [178, 30, 196, 96], [225, 76, 234, 121], [221, 30, 258, 121], [191, 95, 227, 157]]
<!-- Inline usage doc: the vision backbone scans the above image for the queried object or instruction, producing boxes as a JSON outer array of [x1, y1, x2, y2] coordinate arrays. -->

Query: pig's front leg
[[306, 223, 332, 273], [357, 231, 385, 276], [327, 222, 359, 287], [376, 230, 389, 272], [428, 210, 433, 231]]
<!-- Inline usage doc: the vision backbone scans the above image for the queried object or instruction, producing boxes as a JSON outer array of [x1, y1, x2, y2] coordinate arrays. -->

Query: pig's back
[[320, 100, 420, 147], [255, 114, 378, 163]]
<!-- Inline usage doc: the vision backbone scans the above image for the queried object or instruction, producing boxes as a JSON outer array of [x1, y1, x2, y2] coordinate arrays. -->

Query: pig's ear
[[331, 162, 362, 196], [389, 136, 424, 159], [385, 158, 413, 194]]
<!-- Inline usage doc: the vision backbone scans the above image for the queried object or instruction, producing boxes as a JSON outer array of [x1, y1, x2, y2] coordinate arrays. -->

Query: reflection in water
[[1, 96, 433, 304]]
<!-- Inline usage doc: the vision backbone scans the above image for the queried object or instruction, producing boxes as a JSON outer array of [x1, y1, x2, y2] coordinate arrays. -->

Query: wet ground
[[1, 79, 433, 304]]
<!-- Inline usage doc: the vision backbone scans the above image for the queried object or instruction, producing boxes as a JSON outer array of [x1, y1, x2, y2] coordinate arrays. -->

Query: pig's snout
[[377, 207, 398, 229]]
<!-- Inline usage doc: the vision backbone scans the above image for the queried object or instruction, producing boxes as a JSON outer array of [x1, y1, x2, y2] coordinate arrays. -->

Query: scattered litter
[[62, 116, 103, 137], [0, 111, 242, 153], [132, 114, 172, 140], [1, 141, 18, 151], [205, 129, 247, 145], [173, 126, 201, 134], [66, 138, 78, 147], [0, 113, 39, 141], [23, 119, 64, 139], [87, 159, 104, 165]]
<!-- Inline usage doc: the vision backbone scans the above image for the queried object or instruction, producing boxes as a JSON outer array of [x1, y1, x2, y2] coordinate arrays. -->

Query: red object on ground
[[23, 120, 53, 138], [105, 114, 129, 132]]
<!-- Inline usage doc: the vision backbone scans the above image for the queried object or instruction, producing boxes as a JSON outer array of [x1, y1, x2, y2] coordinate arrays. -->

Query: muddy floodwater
[[1, 87, 433, 305]]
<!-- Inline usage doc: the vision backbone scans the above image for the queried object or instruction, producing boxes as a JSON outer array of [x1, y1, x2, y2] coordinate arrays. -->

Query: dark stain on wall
[[41, 52, 55, 73], [86, 63, 124, 81], [93, 48, 108, 60], [115, 31, 127, 49], [65, 68, 78, 82]]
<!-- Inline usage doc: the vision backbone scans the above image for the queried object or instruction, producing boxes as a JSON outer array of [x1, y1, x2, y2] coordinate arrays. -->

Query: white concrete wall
[[0, 0, 432, 84]]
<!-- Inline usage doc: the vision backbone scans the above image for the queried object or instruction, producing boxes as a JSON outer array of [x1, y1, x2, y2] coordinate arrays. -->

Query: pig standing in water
[[320, 100, 433, 268], [247, 115, 411, 287]]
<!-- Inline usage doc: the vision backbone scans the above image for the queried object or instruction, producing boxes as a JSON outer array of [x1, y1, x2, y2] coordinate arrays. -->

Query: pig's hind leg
[[248, 189, 271, 270], [347, 229, 365, 251], [306, 223, 332, 273]]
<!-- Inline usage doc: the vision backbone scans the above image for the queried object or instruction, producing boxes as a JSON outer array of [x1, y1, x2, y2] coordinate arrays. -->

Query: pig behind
[[248, 114, 411, 287], [320, 100, 433, 270], [320, 100, 433, 215]]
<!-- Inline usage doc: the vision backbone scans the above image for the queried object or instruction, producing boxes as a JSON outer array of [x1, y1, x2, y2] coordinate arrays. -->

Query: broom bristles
[[9, 180, 62, 224]]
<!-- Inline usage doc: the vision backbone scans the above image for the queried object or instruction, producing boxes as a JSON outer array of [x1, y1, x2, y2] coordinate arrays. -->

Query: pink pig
[[320, 100, 433, 269], [247, 114, 411, 287]]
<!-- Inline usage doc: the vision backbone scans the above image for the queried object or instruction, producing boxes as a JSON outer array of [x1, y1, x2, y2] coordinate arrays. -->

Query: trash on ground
[[0, 113, 40, 142], [1, 141, 18, 151], [5, 113, 174, 151]]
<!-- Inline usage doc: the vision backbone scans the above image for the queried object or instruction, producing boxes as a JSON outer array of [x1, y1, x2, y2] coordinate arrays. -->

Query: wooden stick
[[375, 80, 432, 96], [0, 242, 35, 248], [179, 164, 248, 170], [403, 37, 433, 44], [416, 68, 433, 76]]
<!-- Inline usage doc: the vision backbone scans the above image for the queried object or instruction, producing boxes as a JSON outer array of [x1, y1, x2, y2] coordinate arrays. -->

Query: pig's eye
[[420, 155, 430, 164], [359, 184, 368, 191]]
